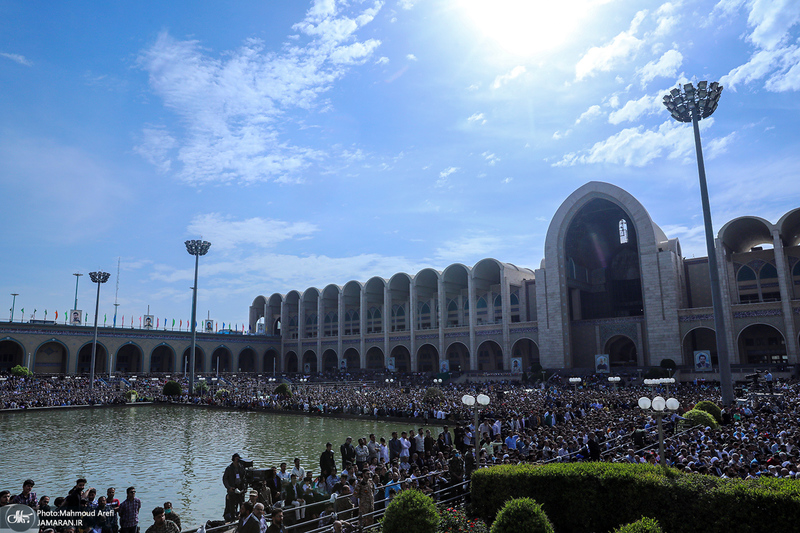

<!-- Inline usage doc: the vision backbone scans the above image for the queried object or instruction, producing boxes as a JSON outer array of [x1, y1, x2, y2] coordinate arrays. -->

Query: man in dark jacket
[[319, 442, 336, 478], [223, 453, 247, 520], [340, 437, 356, 468]]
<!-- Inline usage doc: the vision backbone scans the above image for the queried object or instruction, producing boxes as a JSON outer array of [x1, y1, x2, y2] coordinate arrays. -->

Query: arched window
[[392, 305, 406, 332], [736, 265, 759, 304], [759, 264, 778, 279], [759, 263, 781, 301], [510, 292, 520, 323], [619, 219, 628, 244]]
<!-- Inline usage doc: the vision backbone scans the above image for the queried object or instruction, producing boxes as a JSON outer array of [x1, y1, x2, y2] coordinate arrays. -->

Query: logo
[[1, 504, 39, 533]]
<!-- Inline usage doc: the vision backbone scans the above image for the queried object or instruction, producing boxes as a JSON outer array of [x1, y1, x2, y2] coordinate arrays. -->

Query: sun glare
[[460, 0, 587, 57]]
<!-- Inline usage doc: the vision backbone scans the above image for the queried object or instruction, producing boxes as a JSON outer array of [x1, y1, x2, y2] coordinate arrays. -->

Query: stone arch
[[511, 338, 539, 371], [366, 346, 384, 370], [302, 350, 317, 373], [737, 323, 787, 365], [116, 342, 143, 373], [77, 341, 108, 374], [322, 349, 338, 372], [0, 338, 25, 372], [477, 340, 503, 371], [445, 341, 470, 372], [181, 346, 206, 373], [604, 335, 637, 367], [417, 343, 440, 372], [442, 263, 470, 327], [238, 347, 256, 373], [264, 349, 278, 375], [778, 207, 800, 247], [34, 340, 69, 374], [682, 327, 717, 367], [390, 345, 411, 372], [285, 351, 298, 373], [150, 343, 175, 373], [719, 216, 774, 253], [344, 347, 360, 370], [211, 346, 232, 373]]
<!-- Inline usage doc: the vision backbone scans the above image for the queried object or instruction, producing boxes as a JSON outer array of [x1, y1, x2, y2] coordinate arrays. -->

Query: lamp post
[[433, 378, 443, 385], [663, 81, 732, 406], [461, 393, 490, 445], [638, 395, 680, 468], [185, 239, 211, 395], [607, 376, 621, 389], [88, 271, 111, 390], [10, 293, 18, 322], [73, 272, 83, 311], [385, 378, 394, 387], [569, 377, 581, 392]]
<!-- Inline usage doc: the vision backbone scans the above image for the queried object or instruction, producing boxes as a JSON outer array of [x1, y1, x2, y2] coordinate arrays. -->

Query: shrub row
[[470, 462, 800, 533]]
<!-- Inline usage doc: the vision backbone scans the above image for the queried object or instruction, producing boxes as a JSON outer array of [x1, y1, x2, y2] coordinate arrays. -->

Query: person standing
[[367, 434, 380, 463], [11, 479, 37, 509], [118, 487, 141, 533], [163, 502, 181, 531], [238, 502, 261, 533], [223, 453, 247, 520], [320, 443, 336, 478], [266, 510, 284, 533], [340, 437, 356, 469], [354, 471, 375, 527]]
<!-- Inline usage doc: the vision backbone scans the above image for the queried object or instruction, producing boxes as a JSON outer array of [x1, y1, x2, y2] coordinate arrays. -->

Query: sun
[[460, 0, 589, 58]]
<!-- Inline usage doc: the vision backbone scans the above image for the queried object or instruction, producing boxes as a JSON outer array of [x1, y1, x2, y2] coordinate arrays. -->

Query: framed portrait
[[339, 359, 347, 371], [694, 350, 712, 372], [205, 319, 214, 333], [439, 360, 450, 373], [70, 309, 82, 326], [595, 354, 610, 373], [143, 315, 154, 329], [387, 356, 396, 372]]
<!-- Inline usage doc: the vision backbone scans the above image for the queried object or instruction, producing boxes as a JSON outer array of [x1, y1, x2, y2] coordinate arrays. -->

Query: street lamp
[[663, 81, 732, 406], [433, 378, 443, 384], [607, 376, 621, 389], [462, 393, 490, 446], [185, 239, 211, 395], [569, 377, 581, 391], [88, 271, 111, 390], [10, 293, 18, 322], [638, 395, 680, 468], [385, 378, 394, 387]]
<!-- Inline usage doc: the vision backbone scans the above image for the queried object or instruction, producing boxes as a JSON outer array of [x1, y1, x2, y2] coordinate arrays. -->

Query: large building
[[249, 182, 800, 376]]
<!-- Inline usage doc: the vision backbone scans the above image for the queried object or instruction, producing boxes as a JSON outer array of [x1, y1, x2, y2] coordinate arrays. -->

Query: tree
[[162, 380, 182, 397], [382, 489, 438, 533], [194, 381, 209, 395], [423, 386, 445, 405], [274, 383, 292, 397], [10, 365, 32, 378]]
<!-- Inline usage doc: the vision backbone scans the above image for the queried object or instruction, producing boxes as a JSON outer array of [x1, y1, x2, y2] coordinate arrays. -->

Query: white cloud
[[398, 0, 417, 9], [745, 0, 800, 50], [637, 49, 682, 87], [375, 56, 389, 64], [134, 127, 177, 174], [654, 1, 681, 36], [136, 2, 383, 185], [467, 112, 486, 124], [607, 93, 663, 124], [554, 118, 716, 167], [502, 177, 513, 184], [575, 104, 602, 124], [187, 213, 318, 252], [434, 234, 505, 262], [0, 52, 33, 66], [706, 132, 737, 159], [575, 11, 646, 80], [491, 66, 526, 89], [406, 53, 418, 61], [481, 151, 499, 165], [436, 166, 459, 187]]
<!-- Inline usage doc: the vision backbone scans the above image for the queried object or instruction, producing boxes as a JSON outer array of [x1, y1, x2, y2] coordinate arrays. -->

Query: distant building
[[250, 181, 800, 374]]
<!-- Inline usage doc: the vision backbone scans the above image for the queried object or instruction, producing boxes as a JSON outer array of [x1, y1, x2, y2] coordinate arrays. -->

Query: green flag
[[104, 314, 107, 325], [172, 318, 175, 327]]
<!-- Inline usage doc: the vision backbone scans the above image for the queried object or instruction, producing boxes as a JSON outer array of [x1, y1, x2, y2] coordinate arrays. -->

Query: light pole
[[186, 239, 211, 395], [569, 377, 581, 392], [88, 271, 111, 390], [638, 395, 680, 468], [10, 293, 18, 322], [461, 393, 490, 446], [663, 81, 732, 406], [73, 272, 83, 311], [607, 376, 621, 389]]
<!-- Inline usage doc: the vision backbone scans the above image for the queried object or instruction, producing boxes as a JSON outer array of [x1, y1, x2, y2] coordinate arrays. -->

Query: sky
[[1, 0, 799, 329]]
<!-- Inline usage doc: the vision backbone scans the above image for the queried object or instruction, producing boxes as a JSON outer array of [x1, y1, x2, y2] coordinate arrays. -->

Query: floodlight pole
[[186, 239, 211, 395], [663, 81, 733, 406], [89, 271, 110, 390]]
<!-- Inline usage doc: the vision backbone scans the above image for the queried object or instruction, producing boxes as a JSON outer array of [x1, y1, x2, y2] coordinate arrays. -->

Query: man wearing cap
[[11, 479, 37, 509], [223, 453, 247, 520]]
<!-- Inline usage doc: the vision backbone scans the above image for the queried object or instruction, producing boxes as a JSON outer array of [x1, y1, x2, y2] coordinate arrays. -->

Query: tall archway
[[285, 351, 298, 373], [302, 350, 317, 373], [605, 335, 637, 367], [366, 347, 384, 370], [344, 348, 360, 371], [239, 348, 256, 373], [77, 343, 108, 374], [682, 328, 717, 367], [511, 338, 539, 371], [34, 341, 68, 374], [445, 342, 470, 372], [416, 343, 440, 372], [738, 324, 787, 365], [263, 349, 278, 375], [150, 344, 175, 373], [322, 349, 338, 372], [116, 343, 143, 373], [181, 347, 205, 373], [0, 339, 24, 372], [390, 346, 411, 372], [477, 340, 503, 371], [211, 347, 232, 373]]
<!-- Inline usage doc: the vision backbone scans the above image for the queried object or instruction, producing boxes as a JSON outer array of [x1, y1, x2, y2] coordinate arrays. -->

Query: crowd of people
[[4, 369, 800, 532]]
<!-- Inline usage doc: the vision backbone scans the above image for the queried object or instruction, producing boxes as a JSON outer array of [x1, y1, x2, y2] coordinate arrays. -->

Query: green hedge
[[490, 498, 553, 533], [683, 408, 718, 429], [693, 400, 722, 423], [470, 463, 800, 533], [613, 517, 663, 533]]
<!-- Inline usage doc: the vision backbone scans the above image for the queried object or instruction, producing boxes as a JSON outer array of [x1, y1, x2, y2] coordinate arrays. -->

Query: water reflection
[[0, 406, 430, 528]]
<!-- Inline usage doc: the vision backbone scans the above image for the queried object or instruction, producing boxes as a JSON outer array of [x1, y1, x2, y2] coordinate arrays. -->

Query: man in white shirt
[[379, 437, 389, 464], [414, 428, 425, 455], [291, 458, 305, 481], [399, 432, 411, 458], [277, 463, 291, 482]]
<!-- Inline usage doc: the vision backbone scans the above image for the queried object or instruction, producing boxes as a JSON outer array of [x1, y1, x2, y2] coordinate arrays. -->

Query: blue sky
[[1, 0, 799, 329]]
